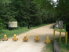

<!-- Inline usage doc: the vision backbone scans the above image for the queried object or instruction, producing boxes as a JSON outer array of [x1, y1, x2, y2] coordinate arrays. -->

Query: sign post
[[54, 29, 56, 40], [65, 32, 68, 44], [59, 29, 62, 42]]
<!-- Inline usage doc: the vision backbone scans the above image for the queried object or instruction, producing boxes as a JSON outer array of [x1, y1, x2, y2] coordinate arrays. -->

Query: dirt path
[[0, 23, 65, 52]]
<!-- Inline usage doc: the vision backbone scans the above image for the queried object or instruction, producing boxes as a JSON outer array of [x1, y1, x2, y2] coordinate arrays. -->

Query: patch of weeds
[[56, 37, 69, 52], [42, 42, 53, 52]]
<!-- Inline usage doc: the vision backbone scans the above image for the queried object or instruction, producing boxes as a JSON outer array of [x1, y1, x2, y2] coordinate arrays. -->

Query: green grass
[[0, 24, 47, 39], [0, 27, 29, 39], [55, 29, 66, 32], [57, 38, 69, 52], [42, 42, 53, 52], [42, 39, 69, 52], [59, 43, 69, 52], [46, 42, 53, 52]]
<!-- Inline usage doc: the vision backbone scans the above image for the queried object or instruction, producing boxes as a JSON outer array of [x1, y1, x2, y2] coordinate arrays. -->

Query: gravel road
[[0, 23, 65, 52]]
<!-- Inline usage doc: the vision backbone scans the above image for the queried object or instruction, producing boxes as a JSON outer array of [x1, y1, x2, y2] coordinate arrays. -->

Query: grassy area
[[58, 38, 69, 52], [42, 39, 69, 52], [46, 42, 53, 52], [0, 24, 47, 39], [42, 42, 53, 52], [0, 27, 29, 39], [55, 29, 66, 32], [59, 42, 69, 52]]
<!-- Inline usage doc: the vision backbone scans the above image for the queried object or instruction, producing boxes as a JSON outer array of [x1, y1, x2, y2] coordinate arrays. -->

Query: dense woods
[[0, 0, 69, 29]]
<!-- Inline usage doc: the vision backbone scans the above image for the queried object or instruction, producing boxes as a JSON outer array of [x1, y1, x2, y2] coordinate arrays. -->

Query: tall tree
[[0, 2, 17, 28], [33, 0, 56, 23], [56, 0, 69, 23]]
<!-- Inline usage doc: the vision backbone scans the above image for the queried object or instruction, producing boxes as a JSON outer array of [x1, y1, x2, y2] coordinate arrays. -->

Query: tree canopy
[[0, 0, 69, 29]]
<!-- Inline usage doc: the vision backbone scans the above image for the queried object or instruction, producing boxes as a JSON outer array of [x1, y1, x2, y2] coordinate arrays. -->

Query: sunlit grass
[[0, 24, 47, 39], [42, 42, 53, 52], [58, 38, 69, 52]]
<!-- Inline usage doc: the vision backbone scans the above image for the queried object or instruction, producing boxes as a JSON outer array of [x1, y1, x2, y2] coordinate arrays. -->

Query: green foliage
[[0, 1, 17, 28], [56, 0, 69, 23], [57, 38, 69, 52], [0, 0, 59, 29], [33, 0, 56, 23], [0, 18, 4, 29]]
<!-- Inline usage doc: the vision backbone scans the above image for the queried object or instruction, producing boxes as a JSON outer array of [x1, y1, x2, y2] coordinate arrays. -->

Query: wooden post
[[54, 29, 56, 40], [59, 29, 62, 42], [65, 32, 68, 44]]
